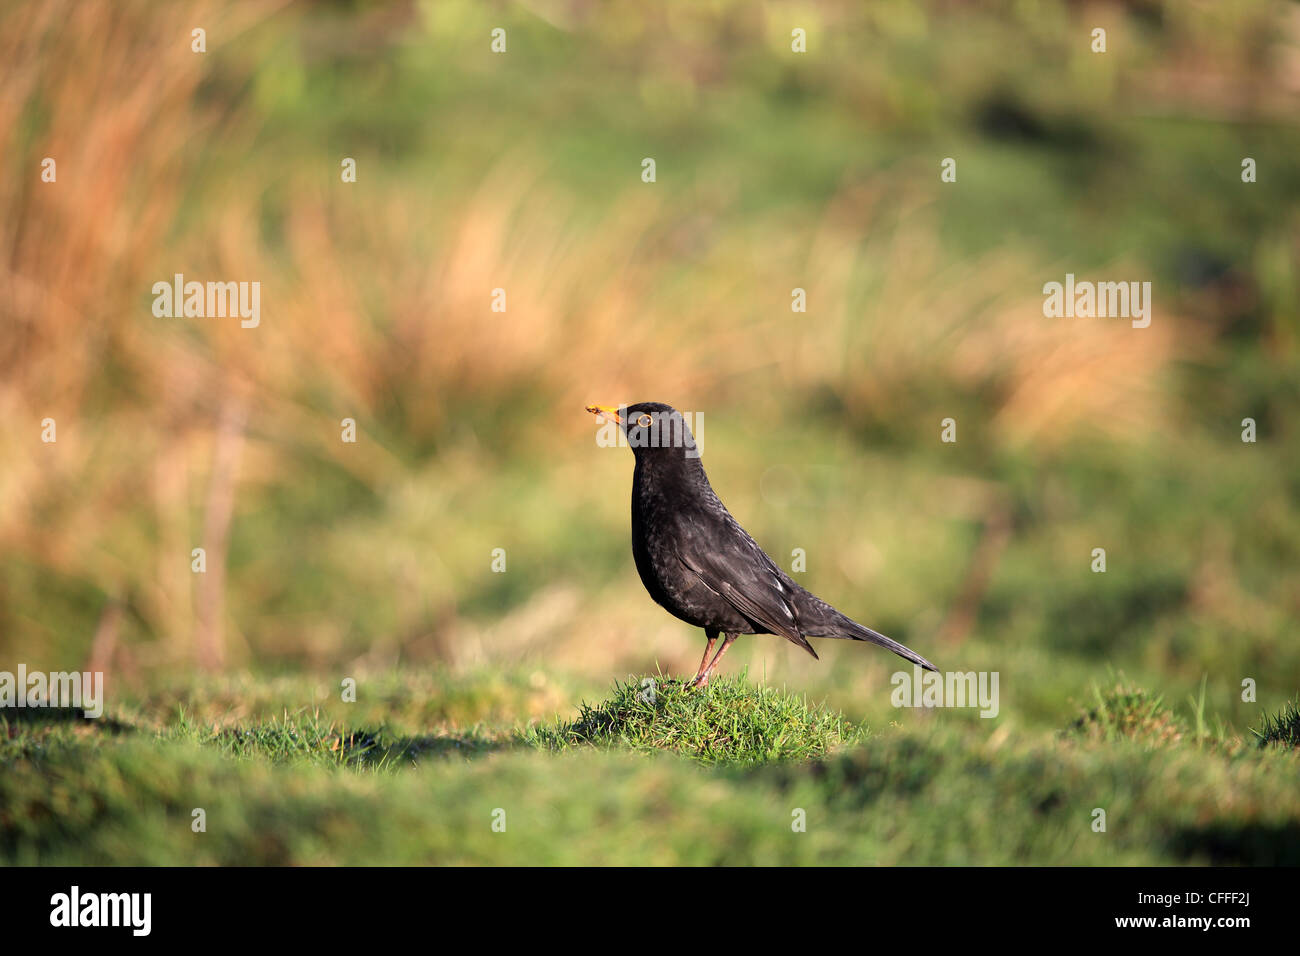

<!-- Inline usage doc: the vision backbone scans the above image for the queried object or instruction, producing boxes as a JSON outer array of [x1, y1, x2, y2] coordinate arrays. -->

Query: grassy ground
[[3, 671, 1297, 865]]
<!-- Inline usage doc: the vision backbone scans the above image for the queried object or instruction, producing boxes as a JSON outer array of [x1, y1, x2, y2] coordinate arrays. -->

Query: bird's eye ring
[[636, 414, 653, 428]]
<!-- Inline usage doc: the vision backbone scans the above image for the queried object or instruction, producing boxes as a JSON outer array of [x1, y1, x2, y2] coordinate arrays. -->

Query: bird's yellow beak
[[586, 404, 622, 424]]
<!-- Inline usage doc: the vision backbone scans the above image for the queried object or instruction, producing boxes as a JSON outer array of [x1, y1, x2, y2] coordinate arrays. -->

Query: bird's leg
[[690, 629, 719, 686], [692, 632, 737, 688]]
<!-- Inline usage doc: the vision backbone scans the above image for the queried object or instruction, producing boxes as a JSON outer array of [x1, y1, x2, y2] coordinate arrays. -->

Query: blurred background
[[2, 0, 1298, 733]]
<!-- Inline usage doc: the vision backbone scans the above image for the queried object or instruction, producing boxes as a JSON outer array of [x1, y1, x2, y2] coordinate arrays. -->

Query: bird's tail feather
[[840, 618, 938, 672]]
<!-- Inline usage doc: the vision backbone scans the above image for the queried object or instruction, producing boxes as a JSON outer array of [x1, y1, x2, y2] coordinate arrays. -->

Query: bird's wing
[[672, 512, 820, 659]]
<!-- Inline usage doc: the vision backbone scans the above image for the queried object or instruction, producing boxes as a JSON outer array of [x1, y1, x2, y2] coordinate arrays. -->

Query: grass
[[524, 672, 866, 766], [1064, 681, 1186, 747], [3, 671, 1299, 865], [1253, 699, 1300, 751]]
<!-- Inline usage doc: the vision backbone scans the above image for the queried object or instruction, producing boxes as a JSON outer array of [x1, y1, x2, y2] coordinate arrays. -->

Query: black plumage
[[587, 401, 938, 687]]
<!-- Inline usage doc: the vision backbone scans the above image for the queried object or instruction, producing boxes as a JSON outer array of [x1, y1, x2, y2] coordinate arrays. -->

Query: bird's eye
[[637, 414, 653, 428]]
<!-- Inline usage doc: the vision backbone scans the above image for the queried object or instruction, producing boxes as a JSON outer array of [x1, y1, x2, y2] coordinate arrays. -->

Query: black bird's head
[[585, 401, 701, 464]]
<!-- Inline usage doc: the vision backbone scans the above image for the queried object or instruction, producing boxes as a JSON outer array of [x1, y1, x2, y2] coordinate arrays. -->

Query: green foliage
[[3, 673, 1299, 865], [525, 673, 865, 766], [1253, 700, 1300, 750], [1065, 682, 1185, 747]]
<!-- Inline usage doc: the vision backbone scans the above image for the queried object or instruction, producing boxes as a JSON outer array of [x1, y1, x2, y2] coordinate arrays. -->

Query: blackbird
[[587, 401, 937, 687]]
